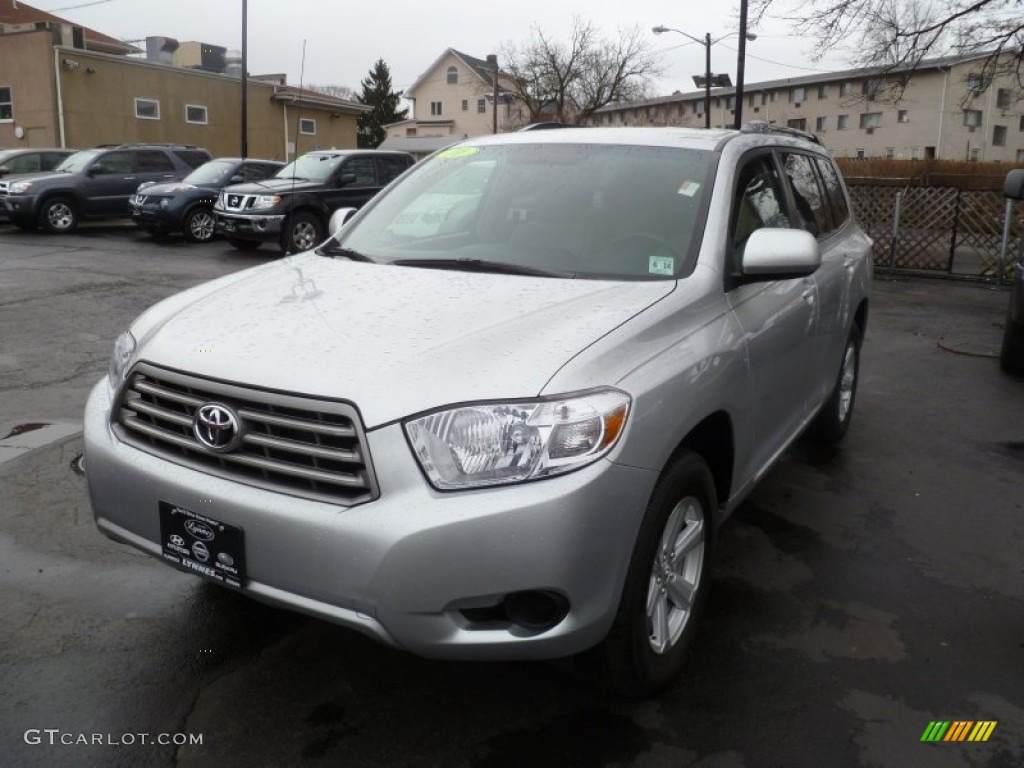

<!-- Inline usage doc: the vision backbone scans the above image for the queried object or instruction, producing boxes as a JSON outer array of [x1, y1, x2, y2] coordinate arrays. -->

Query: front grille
[[0, 181, 9, 198], [222, 193, 255, 212], [133, 194, 147, 205], [115, 363, 378, 506]]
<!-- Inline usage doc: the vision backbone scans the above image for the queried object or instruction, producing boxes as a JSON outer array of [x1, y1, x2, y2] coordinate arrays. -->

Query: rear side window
[[4, 153, 41, 173], [341, 157, 377, 186], [816, 158, 850, 228], [378, 156, 410, 184], [174, 149, 212, 169], [239, 162, 277, 181], [93, 151, 133, 174], [781, 152, 830, 237], [137, 150, 175, 173]]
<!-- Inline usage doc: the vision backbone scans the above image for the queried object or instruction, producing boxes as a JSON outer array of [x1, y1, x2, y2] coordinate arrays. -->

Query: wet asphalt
[[0, 224, 1021, 768]]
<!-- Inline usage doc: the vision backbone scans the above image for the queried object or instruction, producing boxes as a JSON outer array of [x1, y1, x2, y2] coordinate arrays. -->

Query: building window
[[134, 97, 160, 120], [430, 101, 442, 116], [885, 147, 895, 159], [910, 146, 922, 160], [790, 87, 806, 103], [840, 82, 853, 97], [817, 84, 829, 99], [1017, 149, 1024, 162], [859, 112, 882, 129], [1020, 115, 1024, 131], [446, 66, 458, 85], [769, 91, 777, 102], [837, 114, 849, 130], [862, 79, 883, 99], [969, 147, 980, 161], [897, 110, 909, 123], [855, 148, 866, 159], [993, 125, 1007, 146], [299, 118, 316, 135], [996, 89, 1011, 109], [694, 101, 704, 115], [963, 109, 982, 127], [749, 92, 763, 107], [405, 127, 417, 136], [185, 104, 208, 125], [461, 99, 468, 111], [726, 96, 736, 111], [815, 116, 829, 131], [0, 86, 12, 121], [787, 118, 807, 130], [967, 72, 984, 91]]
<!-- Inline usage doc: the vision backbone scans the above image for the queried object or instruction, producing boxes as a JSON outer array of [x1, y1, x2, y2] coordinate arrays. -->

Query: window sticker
[[437, 146, 480, 159], [677, 180, 700, 197], [649, 255, 675, 276]]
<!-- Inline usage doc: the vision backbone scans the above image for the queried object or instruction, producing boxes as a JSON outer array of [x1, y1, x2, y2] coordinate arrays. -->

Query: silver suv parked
[[85, 126, 871, 695]]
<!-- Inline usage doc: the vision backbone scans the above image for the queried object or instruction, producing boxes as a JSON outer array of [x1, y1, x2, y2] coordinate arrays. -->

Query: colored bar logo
[[921, 721, 997, 742]]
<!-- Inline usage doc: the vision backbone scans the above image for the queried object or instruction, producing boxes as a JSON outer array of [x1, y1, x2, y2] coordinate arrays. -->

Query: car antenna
[[286, 39, 307, 254]]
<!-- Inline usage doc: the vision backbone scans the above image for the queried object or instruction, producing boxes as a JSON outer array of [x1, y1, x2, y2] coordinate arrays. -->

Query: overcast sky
[[34, 0, 855, 101]]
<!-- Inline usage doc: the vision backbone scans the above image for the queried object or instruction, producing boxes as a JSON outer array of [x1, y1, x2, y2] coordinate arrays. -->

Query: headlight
[[216, 192, 226, 208], [252, 194, 281, 210], [10, 180, 33, 194], [404, 389, 630, 490], [107, 331, 136, 389], [159, 198, 170, 209]]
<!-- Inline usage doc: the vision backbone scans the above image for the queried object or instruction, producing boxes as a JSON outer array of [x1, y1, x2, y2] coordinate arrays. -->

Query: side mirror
[[328, 207, 358, 236], [86, 166, 102, 177], [741, 228, 821, 279], [338, 172, 358, 187], [1004, 169, 1024, 200], [229, 175, 244, 184]]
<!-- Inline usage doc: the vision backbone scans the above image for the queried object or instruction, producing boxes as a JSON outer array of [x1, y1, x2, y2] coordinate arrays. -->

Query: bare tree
[[501, 18, 661, 124], [307, 83, 357, 101], [751, 0, 1024, 91]]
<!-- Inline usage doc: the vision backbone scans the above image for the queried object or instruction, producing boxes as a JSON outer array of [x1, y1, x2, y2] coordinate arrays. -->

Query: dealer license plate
[[159, 502, 246, 588]]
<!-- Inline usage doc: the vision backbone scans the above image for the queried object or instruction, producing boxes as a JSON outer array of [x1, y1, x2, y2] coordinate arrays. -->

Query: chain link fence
[[847, 185, 1023, 281]]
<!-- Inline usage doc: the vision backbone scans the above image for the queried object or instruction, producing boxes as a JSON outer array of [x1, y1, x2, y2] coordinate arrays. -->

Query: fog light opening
[[503, 590, 569, 631]]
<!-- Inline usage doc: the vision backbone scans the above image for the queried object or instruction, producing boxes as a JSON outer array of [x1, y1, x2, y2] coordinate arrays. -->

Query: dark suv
[[214, 149, 414, 253], [0, 144, 211, 233]]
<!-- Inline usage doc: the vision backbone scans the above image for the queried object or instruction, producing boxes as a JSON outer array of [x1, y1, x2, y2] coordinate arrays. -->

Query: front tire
[[809, 323, 862, 444], [40, 196, 78, 234], [601, 450, 716, 697], [280, 211, 324, 254], [183, 207, 216, 243]]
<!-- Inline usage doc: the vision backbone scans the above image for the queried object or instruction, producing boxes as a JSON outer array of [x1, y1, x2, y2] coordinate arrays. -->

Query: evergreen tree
[[357, 59, 408, 148]]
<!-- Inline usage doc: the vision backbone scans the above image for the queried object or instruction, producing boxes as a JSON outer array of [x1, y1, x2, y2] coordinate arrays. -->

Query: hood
[[138, 181, 199, 197], [0, 171, 67, 186], [222, 177, 327, 195], [133, 255, 674, 427]]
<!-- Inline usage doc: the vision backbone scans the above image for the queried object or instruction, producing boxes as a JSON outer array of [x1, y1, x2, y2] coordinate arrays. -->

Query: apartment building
[[590, 52, 1024, 162]]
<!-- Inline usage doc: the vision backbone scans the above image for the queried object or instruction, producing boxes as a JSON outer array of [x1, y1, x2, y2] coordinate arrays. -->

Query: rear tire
[[40, 196, 78, 234], [183, 207, 216, 244], [601, 450, 716, 697], [808, 323, 862, 444], [228, 237, 262, 251]]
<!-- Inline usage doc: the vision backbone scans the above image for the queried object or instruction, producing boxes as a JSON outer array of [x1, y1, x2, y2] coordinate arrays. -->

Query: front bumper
[[1, 194, 38, 219], [214, 210, 285, 242], [84, 379, 656, 659], [130, 201, 182, 230]]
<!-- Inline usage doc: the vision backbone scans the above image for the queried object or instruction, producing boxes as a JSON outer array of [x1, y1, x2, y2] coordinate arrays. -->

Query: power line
[[43, 0, 114, 11]]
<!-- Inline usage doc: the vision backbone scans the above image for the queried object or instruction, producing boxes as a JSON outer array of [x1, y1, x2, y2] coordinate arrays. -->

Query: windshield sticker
[[677, 180, 701, 197], [437, 146, 480, 159], [649, 255, 675, 276]]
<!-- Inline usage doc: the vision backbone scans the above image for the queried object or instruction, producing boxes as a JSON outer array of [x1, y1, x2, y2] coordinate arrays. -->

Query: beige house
[[0, 2, 365, 159], [385, 49, 526, 144], [590, 52, 1024, 162]]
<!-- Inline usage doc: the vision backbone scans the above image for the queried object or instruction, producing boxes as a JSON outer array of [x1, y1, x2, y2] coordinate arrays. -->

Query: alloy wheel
[[646, 496, 705, 654]]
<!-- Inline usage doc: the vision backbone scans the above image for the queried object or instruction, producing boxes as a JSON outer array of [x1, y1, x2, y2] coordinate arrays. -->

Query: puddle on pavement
[[2, 422, 49, 440]]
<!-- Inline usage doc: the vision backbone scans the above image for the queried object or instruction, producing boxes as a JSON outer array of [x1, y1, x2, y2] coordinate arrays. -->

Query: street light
[[652, 25, 756, 130]]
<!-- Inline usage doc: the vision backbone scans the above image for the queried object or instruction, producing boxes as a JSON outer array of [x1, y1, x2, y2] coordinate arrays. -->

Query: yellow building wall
[[0, 31, 59, 147]]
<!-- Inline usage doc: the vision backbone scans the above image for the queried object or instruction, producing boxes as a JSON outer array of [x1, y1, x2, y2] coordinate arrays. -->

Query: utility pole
[[241, 0, 248, 158], [735, 0, 748, 129], [703, 33, 711, 129], [487, 54, 498, 133]]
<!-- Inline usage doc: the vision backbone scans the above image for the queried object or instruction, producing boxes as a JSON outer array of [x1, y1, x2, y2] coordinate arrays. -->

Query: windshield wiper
[[323, 246, 376, 263], [390, 258, 573, 278]]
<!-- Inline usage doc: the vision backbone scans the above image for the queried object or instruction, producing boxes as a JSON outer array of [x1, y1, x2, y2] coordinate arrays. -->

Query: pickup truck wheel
[[183, 208, 216, 243], [40, 197, 78, 234], [228, 238, 262, 251], [809, 323, 862, 444], [601, 450, 715, 697], [281, 212, 324, 254]]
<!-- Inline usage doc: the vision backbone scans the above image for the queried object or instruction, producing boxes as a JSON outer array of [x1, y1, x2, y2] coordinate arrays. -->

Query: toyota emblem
[[193, 403, 241, 452]]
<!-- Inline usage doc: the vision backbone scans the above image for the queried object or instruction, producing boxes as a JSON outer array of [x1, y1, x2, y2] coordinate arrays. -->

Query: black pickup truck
[[214, 149, 414, 253]]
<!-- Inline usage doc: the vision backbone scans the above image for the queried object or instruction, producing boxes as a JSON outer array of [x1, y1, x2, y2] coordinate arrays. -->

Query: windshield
[[275, 153, 345, 183], [55, 150, 101, 173], [332, 143, 714, 280], [184, 159, 237, 185]]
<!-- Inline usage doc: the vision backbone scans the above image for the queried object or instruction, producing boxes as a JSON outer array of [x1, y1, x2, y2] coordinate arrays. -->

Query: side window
[[240, 163, 274, 181], [730, 155, 791, 269], [7, 153, 41, 173], [781, 153, 830, 237], [92, 151, 133, 175], [173, 150, 210, 169], [137, 150, 175, 173], [377, 156, 409, 185], [340, 157, 376, 187], [816, 157, 850, 228], [43, 153, 69, 171]]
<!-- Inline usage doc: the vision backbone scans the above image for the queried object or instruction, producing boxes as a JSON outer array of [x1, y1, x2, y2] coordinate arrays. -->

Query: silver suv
[[85, 126, 871, 696]]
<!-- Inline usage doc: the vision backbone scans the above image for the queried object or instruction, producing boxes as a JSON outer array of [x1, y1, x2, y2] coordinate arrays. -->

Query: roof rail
[[109, 143, 201, 149], [740, 121, 822, 146]]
